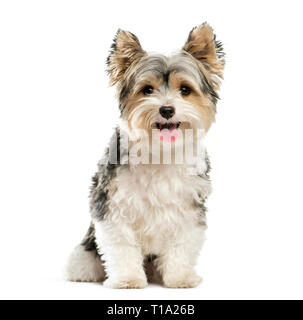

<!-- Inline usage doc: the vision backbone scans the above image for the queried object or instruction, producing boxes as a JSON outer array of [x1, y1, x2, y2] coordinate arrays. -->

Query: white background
[[1, 0, 303, 300]]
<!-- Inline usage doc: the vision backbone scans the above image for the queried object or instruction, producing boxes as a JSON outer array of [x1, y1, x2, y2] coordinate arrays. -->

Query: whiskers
[[128, 97, 159, 132]]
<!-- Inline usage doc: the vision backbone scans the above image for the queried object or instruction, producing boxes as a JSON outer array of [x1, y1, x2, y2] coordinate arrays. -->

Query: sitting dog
[[66, 22, 225, 288]]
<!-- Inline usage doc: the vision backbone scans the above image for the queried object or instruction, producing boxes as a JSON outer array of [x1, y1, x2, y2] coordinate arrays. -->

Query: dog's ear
[[183, 23, 225, 79], [107, 29, 146, 85]]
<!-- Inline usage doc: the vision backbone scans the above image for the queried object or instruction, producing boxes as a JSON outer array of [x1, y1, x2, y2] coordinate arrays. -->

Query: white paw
[[103, 276, 148, 289], [164, 272, 202, 288]]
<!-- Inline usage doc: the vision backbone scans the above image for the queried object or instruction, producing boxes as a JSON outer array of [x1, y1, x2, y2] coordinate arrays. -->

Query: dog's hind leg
[[144, 255, 163, 285], [65, 224, 106, 283]]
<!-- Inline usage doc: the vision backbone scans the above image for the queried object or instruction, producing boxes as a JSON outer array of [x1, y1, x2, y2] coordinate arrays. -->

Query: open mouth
[[155, 122, 181, 131], [154, 122, 181, 142]]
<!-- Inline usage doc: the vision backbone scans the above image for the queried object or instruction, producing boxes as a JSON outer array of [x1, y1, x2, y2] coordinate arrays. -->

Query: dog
[[66, 22, 225, 288]]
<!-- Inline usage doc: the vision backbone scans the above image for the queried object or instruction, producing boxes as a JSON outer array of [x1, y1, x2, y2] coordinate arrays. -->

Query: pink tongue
[[157, 129, 179, 142]]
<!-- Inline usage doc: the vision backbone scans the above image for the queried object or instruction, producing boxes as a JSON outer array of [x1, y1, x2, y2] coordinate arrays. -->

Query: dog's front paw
[[103, 276, 148, 289], [163, 272, 202, 288]]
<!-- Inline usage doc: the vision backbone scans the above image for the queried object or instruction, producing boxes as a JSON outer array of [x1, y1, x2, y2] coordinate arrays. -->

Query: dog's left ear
[[107, 29, 146, 85], [183, 22, 225, 79]]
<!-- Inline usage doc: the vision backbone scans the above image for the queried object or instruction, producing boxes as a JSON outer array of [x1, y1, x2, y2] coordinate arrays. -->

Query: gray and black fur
[[66, 22, 224, 285]]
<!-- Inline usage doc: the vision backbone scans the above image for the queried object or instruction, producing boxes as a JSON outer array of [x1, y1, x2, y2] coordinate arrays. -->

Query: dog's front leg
[[157, 225, 205, 288], [94, 220, 147, 289]]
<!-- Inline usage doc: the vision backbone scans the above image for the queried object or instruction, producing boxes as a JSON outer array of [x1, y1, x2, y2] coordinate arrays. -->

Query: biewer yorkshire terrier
[[66, 22, 225, 289]]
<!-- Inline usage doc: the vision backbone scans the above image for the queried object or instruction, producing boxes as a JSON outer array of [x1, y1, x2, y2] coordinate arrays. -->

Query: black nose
[[159, 106, 175, 119]]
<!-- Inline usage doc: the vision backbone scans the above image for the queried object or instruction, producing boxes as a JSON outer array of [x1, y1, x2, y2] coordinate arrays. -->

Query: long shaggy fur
[[66, 22, 224, 289]]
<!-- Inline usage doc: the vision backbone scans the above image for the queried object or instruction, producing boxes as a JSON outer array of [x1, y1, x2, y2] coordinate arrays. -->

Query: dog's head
[[107, 23, 225, 142]]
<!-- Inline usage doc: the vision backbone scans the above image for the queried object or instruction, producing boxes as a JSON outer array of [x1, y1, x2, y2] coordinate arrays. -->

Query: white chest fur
[[105, 163, 210, 254]]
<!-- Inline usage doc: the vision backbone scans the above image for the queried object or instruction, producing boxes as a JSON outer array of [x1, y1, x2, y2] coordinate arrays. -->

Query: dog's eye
[[142, 85, 154, 95], [180, 85, 191, 96]]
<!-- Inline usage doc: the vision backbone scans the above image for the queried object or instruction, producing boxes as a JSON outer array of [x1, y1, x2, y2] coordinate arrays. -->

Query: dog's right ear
[[107, 29, 146, 85]]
